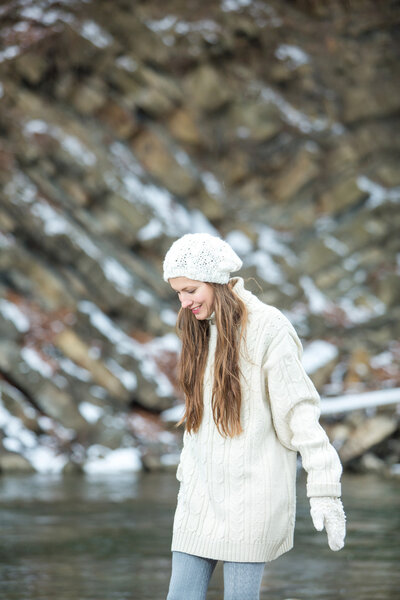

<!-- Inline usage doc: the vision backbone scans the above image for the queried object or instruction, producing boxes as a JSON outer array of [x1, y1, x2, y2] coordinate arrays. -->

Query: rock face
[[0, 0, 399, 473]]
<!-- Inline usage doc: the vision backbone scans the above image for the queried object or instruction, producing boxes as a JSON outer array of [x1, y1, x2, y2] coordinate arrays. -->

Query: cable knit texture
[[172, 277, 343, 562], [163, 233, 242, 284], [310, 497, 346, 551]]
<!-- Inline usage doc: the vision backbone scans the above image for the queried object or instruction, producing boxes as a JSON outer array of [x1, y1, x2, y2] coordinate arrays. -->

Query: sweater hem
[[171, 529, 294, 563]]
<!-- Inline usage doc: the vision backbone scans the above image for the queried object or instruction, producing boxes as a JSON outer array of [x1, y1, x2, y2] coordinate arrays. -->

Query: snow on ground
[[260, 84, 345, 136], [0, 299, 30, 332], [0, 389, 140, 474], [246, 250, 285, 284], [18, 3, 75, 26], [0, 392, 69, 473], [78, 301, 179, 397], [59, 357, 92, 381], [302, 340, 339, 374], [221, 0, 252, 11], [0, 45, 21, 62], [226, 230, 253, 255], [275, 44, 310, 69], [228, 224, 297, 286], [145, 15, 221, 46], [145, 15, 177, 32], [115, 55, 138, 72], [26, 445, 69, 473], [323, 235, 349, 256], [24, 119, 97, 167], [201, 171, 224, 197], [337, 293, 386, 325], [109, 142, 219, 240], [160, 404, 185, 424], [101, 256, 142, 298], [370, 351, 395, 369], [357, 176, 400, 209], [256, 224, 296, 264], [0, 396, 37, 451], [78, 20, 114, 48], [83, 445, 141, 473], [105, 358, 137, 391], [321, 388, 400, 415], [6, 170, 154, 302], [20, 346, 54, 378], [160, 452, 181, 466], [79, 401, 104, 424], [160, 307, 178, 326], [299, 275, 333, 314]]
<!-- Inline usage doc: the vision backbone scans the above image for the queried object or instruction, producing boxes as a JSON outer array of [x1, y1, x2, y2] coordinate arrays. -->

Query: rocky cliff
[[0, 0, 399, 475]]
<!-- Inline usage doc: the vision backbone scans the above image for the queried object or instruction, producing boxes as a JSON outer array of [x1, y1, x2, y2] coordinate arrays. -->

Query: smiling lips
[[191, 306, 201, 313]]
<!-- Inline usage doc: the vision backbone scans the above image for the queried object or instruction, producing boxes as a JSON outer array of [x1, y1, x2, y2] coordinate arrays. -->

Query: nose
[[181, 297, 193, 309]]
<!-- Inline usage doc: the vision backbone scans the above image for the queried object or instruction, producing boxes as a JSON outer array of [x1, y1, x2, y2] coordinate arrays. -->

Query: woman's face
[[169, 277, 215, 320]]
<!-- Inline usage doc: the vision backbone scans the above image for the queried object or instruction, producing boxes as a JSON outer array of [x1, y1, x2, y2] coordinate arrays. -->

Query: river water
[[0, 471, 398, 600]]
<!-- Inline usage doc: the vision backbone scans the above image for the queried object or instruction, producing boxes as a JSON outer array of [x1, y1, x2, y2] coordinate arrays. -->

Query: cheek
[[195, 287, 213, 305], [205, 290, 214, 306], [194, 293, 206, 305]]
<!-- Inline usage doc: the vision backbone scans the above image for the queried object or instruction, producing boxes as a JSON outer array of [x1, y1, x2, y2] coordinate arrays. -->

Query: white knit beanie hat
[[163, 233, 242, 284]]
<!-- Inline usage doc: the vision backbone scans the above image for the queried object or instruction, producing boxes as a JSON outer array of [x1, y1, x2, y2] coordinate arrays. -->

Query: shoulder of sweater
[[247, 298, 295, 334], [231, 277, 299, 340], [243, 301, 300, 360]]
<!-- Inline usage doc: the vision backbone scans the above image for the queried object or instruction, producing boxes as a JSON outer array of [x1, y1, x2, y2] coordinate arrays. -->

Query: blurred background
[[0, 0, 399, 599]]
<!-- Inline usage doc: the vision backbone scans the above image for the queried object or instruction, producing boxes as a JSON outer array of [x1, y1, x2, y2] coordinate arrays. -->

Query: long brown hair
[[176, 278, 248, 437]]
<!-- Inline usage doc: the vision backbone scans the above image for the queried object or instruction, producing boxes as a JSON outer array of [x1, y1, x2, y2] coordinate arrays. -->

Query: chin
[[194, 312, 206, 320]]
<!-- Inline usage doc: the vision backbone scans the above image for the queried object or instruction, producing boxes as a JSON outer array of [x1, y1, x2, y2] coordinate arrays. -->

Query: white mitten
[[309, 497, 346, 551]]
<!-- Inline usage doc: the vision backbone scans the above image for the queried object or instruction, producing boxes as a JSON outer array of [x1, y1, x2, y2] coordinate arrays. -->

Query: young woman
[[163, 233, 346, 600]]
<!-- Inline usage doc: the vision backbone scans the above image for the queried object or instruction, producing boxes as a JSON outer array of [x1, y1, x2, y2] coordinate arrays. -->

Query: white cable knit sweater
[[171, 277, 342, 563]]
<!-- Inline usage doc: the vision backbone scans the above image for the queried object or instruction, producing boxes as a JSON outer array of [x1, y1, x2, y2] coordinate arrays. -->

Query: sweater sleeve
[[262, 325, 342, 498]]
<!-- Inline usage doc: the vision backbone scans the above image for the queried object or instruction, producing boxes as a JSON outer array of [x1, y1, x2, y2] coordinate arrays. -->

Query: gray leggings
[[166, 551, 266, 600]]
